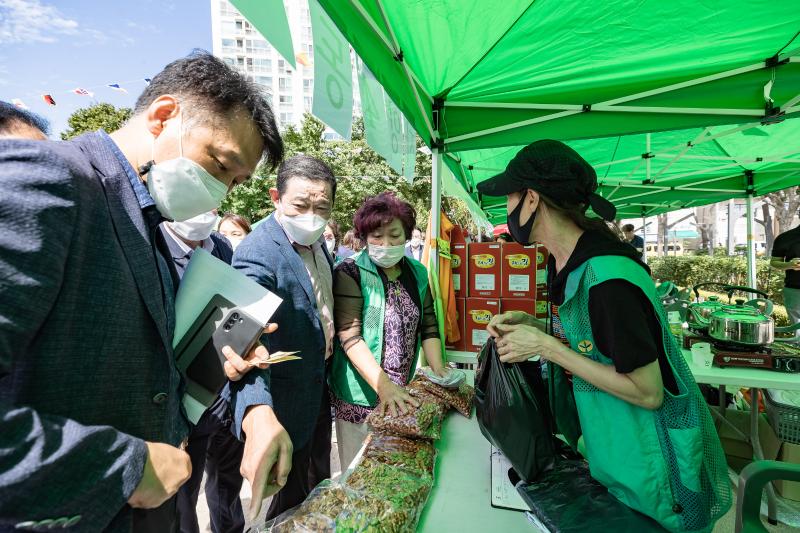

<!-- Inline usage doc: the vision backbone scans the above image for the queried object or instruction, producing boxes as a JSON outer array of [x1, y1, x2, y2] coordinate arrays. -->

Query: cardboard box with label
[[501, 243, 537, 299], [535, 287, 549, 319], [451, 243, 467, 298], [465, 298, 500, 352], [715, 408, 781, 472], [776, 442, 800, 501], [468, 243, 502, 298], [445, 297, 467, 352], [501, 298, 535, 316], [535, 244, 549, 290]]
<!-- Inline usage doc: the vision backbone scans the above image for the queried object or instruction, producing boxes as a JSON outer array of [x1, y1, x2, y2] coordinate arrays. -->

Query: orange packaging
[[445, 297, 467, 352], [501, 298, 536, 316], [465, 298, 500, 352], [451, 243, 467, 298], [501, 243, 537, 299], [468, 242, 502, 298]]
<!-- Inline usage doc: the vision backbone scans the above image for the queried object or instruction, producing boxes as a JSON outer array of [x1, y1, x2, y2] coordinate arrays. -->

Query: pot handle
[[692, 282, 727, 300], [724, 285, 769, 300], [745, 298, 773, 316], [775, 322, 800, 334]]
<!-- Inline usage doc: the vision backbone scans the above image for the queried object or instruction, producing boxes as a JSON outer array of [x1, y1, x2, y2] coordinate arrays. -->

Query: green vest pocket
[[667, 426, 703, 493]]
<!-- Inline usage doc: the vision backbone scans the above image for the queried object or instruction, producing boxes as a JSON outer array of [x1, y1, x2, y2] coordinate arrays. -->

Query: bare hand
[[240, 405, 293, 521], [495, 323, 563, 364], [127, 442, 192, 509], [222, 323, 279, 381], [377, 375, 419, 417], [487, 311, 532, 338]]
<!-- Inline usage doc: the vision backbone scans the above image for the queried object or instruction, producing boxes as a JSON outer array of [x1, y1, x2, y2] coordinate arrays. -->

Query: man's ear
[[269, 187, 281, 206], [144, 95, 180, 138], [527, 189, 541, 213]]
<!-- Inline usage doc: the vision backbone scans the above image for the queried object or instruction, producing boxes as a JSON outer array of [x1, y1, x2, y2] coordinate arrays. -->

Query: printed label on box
[[505, 254, 531, 269], [472, 329, 490, 347], [536, 269, 547, 285], [453, 273, 461, 292], [472, 254, 496, 268], [508, 274, 530, 292], [475, 274, 495, 291]]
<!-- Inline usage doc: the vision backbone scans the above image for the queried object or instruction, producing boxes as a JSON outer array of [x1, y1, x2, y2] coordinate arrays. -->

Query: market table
[[681, 348, 800, 524], [417, 370, 537, 532]]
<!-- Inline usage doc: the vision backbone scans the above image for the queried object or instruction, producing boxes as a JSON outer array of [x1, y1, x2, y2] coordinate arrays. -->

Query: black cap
[[477, 139, 616, 221]]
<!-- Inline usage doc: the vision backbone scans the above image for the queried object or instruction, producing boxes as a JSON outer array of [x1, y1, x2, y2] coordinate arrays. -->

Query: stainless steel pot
[[687, 296, 724, 332], [708, 302, 774, 347]]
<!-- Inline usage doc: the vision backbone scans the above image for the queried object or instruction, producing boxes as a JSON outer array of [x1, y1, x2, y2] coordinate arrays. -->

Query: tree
[[760, 187, 800, 254], [61, 103, 132, 140], [221, 113, 471, 231]]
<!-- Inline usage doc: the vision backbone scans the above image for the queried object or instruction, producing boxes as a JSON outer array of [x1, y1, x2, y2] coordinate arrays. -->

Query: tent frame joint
[[765, 54, 790, 68], [393, 50, 404, 62], [582, 104, 592, 112], [762, 101, 785, 125]]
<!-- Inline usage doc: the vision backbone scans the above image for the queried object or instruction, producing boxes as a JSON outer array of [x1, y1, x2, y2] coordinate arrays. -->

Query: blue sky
[[0, 0, 212, 137]]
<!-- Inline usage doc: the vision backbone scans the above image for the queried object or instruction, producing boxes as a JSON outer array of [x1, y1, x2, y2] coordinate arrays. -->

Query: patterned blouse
[[331, 258, 439, 424]]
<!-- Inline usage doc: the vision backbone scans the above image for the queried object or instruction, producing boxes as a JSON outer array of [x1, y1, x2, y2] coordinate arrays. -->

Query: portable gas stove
[[683, 333, 800, 373]]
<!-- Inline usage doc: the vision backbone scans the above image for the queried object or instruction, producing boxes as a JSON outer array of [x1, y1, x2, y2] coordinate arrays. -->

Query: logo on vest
[[470, 310, 493, 324], [472, 254, 495, 268], [577, 340, 593, 353], [505, 254, 530, 269], [451, 254, 462, 268]]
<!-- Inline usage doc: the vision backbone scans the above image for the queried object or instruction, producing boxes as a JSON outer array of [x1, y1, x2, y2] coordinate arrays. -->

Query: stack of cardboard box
[[446, 239, 549, 353]]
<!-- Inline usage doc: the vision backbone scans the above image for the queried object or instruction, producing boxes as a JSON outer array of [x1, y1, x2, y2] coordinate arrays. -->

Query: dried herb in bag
[[411, 376, 475, 417], [362, 432, 437, 474], [366, 391, 445, 440]]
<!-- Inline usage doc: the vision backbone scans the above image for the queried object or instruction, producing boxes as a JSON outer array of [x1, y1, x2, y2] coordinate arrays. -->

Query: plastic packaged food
[[417, 366, 466, 388], [411, 375, 475, 417], [366, 389, 445, 440], [362, 432, 437, 474]]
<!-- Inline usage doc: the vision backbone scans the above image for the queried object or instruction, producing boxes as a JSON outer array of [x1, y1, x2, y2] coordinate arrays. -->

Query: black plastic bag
[[474, 338, 556, 482], [516, 460, 666, 532]]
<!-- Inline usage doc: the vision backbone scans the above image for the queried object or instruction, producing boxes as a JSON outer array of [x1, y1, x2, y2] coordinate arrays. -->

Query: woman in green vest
[[329, 192, 447, 468], [480, 140, 731, 532]]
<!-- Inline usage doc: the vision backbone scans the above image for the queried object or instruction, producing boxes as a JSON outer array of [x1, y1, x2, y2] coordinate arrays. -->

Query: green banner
[[231, 0, 296, 68], [402, 116, 417, 183], [358, 61, 396, 173], [309, 0, 353, 139]]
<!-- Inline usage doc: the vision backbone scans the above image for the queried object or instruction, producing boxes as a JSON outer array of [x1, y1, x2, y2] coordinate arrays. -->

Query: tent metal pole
[[646, 133, 651, 183], [431, 148, 443, 274], [373, 0, 437, 141], [445, 109, 581, 145], [651, 128, 710, 180], [592, 105, 763, 116], [347, 0, 433, 104], [727, 199, 736, 256], [746, 194, 757, 289], [642, 214, 648, 264]]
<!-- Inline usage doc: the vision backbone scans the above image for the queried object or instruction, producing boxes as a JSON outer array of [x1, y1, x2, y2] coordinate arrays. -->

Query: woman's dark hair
[[326, 219, 341, 247], [276, 154, 337, 200], [538, 193, 622, 241], [219, 213, 252, 235], [135, 50, 283, 170], [353, 192, 416, 240]]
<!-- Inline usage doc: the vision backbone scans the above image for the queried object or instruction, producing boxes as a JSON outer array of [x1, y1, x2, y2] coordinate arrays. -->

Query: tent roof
[[446, 119, 800, 223], [315, 0, 800, 222], [319, 0, 800, 152]]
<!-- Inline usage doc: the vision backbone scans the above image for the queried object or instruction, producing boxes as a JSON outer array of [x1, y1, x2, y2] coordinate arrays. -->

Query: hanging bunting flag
[[357, 60, 403, 175], [144, 78, 151, 84], [72, 88, 94, 97], [309, 0, 352, 140], [402, 116, 417, 183], [42, 94, 56, 106], [11, 98, 28, 109], [107, 83, 128, 93], [295, 52, 312, 67], [231, 0, 296, 68]]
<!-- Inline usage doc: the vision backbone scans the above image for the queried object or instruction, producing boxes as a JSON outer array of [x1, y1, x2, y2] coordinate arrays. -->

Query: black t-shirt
[[772, 227, 800, 288], [588, 280, 678, 394]]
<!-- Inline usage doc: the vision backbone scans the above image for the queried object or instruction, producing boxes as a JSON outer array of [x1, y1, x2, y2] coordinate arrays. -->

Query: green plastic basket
[[764, 389, 800, 445]]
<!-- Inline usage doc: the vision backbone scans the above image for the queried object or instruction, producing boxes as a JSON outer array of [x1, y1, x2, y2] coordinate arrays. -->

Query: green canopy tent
[[314, 0, 800, 287]]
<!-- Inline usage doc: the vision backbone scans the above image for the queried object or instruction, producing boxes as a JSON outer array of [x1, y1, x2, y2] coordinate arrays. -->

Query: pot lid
[[711, 303, 771, 324]]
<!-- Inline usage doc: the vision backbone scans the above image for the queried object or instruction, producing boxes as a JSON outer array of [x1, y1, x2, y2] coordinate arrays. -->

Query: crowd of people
[[1, 50, 730, 533]]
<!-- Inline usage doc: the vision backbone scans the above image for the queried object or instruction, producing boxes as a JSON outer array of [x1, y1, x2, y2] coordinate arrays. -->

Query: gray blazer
[[0, 133, 268, 532], [231, 214, 332, 451]]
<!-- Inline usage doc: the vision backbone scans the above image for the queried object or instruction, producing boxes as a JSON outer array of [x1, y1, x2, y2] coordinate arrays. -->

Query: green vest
[[556, 255, 731, 532], [329, 251, 429, 407]]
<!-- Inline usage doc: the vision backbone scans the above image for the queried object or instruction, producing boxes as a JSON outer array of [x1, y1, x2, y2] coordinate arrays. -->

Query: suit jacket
[[230, 214, 332, 451], [0, 132, 265, 532], [160, 226, 234, 279]]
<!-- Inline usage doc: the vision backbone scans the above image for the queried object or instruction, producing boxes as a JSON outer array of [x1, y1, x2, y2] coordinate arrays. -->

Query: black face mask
[[507, 192, 536, 246]]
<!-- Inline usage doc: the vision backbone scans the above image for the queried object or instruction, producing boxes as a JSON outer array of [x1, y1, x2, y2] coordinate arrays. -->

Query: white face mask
[[227, 236, 244, 250], [146, 113, 229, 222], [325, 238, 336, 254], [169, 211, 218, 242], [280, 211, 328, 246], [410, 237, 422, 248], [368, 243, 406, 268]]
